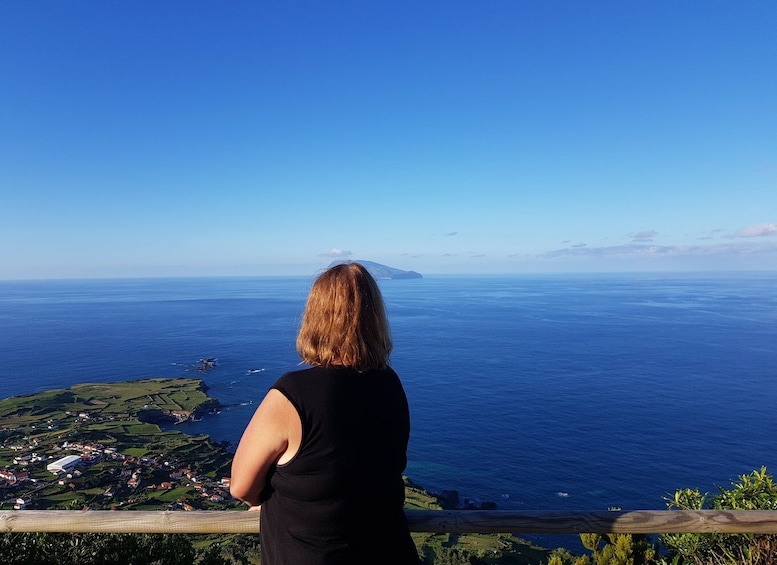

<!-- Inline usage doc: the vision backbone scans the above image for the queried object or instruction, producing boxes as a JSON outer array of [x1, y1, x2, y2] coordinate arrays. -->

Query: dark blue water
[[2, 274, 776, 523]]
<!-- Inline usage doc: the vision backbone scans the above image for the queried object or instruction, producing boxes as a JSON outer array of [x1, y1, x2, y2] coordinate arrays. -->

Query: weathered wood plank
[[0, 510, 259, 534], [405, 510, 777, 534], [3, 510, 777, 535]]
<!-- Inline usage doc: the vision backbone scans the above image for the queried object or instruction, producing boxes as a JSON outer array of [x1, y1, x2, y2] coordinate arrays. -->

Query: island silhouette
[[327, 260, 422, 280]]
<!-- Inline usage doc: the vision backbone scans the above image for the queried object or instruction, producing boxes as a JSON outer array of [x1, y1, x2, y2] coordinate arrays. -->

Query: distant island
[[328, 260, 422, 280]]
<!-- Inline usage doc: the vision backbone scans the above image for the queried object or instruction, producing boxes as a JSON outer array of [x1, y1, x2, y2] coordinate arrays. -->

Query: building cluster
[[2, 437, 232, 511], [0, 468, 31, 484], [0, 449, 46, 485]]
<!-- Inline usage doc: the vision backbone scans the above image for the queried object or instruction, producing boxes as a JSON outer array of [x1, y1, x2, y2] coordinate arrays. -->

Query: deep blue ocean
[[2, 273, 776, 546]]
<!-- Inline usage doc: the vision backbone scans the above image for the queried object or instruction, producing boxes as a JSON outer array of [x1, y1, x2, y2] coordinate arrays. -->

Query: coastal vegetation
[[2, 379, 775, 563], [658, 467, 777, 565], [546, 467, 777, 565]]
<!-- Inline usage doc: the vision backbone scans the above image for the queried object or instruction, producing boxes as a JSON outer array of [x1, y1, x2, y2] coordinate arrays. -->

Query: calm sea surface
[[2, 274, 776, 526]]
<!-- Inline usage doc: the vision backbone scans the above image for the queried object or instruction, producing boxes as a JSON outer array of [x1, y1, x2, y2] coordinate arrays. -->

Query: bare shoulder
[[230, 388, 301, 504], [244, 388, 299, 439]]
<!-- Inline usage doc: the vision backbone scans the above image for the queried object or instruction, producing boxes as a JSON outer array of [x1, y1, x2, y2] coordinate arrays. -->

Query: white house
[[47, 454, 81, 474]]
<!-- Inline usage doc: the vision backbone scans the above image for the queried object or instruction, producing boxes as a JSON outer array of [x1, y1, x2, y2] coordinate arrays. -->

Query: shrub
[[661, 467, 777, 565]]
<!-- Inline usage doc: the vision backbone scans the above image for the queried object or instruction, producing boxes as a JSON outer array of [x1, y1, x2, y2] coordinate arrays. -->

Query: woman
[[230, 263, 421, 564]]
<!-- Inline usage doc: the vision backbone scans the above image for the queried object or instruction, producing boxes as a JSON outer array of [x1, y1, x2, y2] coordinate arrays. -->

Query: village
[[1, 431, 236, 512], [0, 381, 240, 513]]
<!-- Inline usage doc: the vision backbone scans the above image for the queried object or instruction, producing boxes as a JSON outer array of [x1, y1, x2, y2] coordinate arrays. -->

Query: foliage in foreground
[[414, 532, 552, 564], [660, 466, 777, 565], [0, 532, 266, 565], [546, 533, 658, 565], [0, 532, 203, 565], [0, 531, 552, 565], [547, 467, 777, 565]]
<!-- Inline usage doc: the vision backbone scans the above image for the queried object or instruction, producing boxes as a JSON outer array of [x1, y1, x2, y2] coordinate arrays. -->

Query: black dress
[[258, 366, 421, 565]]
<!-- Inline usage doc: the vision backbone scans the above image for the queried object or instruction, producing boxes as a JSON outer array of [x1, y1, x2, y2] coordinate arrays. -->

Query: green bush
[[548, 467, 777, 565], [661, 466, 777, 565], [0, 533, 199, 565]]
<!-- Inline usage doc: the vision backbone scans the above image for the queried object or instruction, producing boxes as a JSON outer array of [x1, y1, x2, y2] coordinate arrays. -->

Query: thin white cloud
[[632, 230, 658, 241], [727, 223, 777, 238], [698, 228, 726, 240], [539, 241, 777, 259], [540, 243, 666, 259], [318, 248, 352, 258]]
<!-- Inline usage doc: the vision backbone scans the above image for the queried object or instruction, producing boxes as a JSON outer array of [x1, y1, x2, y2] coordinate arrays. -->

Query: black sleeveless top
[[258, 366, 420, 565]]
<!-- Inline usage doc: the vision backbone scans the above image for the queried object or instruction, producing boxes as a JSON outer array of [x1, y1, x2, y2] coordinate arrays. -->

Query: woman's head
[[296, 262, 392, 371]]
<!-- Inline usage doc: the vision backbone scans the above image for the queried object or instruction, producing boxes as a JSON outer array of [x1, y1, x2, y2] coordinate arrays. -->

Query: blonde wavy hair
[[296, 263, 392, 371]]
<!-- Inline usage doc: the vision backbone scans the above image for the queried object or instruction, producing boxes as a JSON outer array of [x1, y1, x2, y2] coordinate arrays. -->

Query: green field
[[0, 378, 215, 425]]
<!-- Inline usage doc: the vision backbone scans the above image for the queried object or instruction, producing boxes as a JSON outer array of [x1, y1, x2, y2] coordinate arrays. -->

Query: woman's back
[[231, 264, 420, 564], [259, 366, 419, 564]]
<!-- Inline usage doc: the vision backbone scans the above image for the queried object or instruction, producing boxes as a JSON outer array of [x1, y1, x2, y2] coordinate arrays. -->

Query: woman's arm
[[229, 388, 300, 507]]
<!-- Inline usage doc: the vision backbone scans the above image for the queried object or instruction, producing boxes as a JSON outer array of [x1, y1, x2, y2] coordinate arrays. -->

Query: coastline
[[0, 377, 558, 563]]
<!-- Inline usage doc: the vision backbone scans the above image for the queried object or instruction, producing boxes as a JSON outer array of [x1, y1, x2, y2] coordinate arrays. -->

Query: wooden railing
[[3, 510, 777, 535]]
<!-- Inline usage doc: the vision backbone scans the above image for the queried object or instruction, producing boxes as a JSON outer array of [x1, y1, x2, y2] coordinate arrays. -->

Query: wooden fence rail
[[3, 510, 777, 535]]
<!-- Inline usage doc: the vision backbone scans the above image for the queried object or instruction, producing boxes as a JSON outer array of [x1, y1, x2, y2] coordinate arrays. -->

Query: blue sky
[[2, 1, 776, 278]]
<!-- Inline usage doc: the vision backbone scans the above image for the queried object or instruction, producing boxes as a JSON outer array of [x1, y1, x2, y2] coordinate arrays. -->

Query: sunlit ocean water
[[2, 273, 776, 547]]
